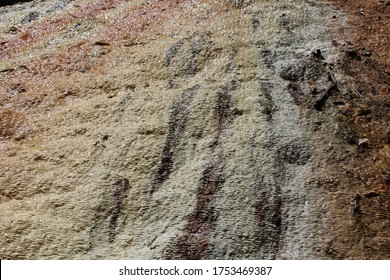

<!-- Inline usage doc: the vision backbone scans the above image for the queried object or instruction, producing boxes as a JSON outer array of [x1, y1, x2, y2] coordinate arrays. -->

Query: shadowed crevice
[[314, 84, 339, 111]]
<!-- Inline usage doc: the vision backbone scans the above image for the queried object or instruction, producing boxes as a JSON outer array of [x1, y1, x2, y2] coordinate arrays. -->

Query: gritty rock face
[[0, 0, 389, 259]]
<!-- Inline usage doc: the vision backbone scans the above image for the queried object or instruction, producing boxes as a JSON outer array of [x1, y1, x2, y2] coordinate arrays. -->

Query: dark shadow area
[[0, 1, 34, 8]]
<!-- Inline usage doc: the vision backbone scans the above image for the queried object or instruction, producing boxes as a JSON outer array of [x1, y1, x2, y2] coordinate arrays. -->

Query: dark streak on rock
[[314, 84, 339, 111], [164, 39, 184, 67], [280, 13, 292, 32], [109, 176, 130, 243], [259, 80, 276, 120], [165, 159, 225, 259], [252, 11, 261, 29], [165, 82, 236, 259], [250, 119, 288, 258], [165, 33, 213, 76], [215, 82, 237, 143], [88, 175, 131, 247], [261, 50, 276, 69], [352, 193, 362, 216], [253, 164, 283, 259], [151, 85, 199, 193]]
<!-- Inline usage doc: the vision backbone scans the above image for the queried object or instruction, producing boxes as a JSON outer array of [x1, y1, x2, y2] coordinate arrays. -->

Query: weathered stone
[[0, 0, 388, 260], [275, 59, 306, 81]]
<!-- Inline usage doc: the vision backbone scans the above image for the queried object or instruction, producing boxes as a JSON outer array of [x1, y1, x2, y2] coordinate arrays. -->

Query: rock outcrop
[[0, 0, 389, 259]]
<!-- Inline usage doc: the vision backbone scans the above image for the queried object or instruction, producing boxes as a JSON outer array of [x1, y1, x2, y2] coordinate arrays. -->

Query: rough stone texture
[[0, 0, 389, 259]]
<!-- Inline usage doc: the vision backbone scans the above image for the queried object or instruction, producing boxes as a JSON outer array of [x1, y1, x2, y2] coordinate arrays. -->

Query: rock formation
[[0, 0, 389, 259]]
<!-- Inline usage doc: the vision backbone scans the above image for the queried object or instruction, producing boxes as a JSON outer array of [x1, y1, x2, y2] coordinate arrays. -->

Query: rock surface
[[0, 0, 389, 259]]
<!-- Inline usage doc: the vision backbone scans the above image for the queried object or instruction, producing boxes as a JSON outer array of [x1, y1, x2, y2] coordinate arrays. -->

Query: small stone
[[358, 138, 369, 146], [357, 138, 369, 153]]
